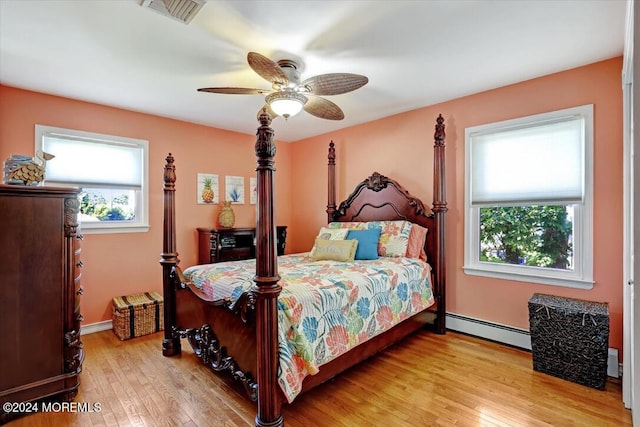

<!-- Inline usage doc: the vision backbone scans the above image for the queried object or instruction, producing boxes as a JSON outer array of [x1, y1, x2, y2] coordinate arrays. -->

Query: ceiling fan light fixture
[[266, 92, 307, 119]]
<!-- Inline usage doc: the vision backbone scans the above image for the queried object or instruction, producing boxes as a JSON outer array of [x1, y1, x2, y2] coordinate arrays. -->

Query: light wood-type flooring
[[6, 329, 632, 426]]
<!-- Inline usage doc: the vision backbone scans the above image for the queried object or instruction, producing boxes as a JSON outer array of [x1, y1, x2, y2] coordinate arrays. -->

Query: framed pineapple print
[[197, 173, 219, 204], [225, 175, 245, 204]]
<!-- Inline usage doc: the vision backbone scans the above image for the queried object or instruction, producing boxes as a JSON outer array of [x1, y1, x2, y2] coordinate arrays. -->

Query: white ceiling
[[0, 0, 627, 142]]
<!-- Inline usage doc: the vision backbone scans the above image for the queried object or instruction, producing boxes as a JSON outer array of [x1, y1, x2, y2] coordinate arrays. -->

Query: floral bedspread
[[183, 253, 434, 403]]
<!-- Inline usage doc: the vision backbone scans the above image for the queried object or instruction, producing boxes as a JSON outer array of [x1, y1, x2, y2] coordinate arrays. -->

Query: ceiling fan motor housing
[[276, 60, 301, 89]]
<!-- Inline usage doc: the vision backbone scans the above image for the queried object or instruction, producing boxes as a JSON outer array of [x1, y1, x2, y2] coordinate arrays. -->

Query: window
[[464, 105, 593, 289], [35, 125, 149, 234]]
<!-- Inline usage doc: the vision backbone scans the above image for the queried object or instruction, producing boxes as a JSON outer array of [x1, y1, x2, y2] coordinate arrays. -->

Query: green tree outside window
[[479, 205, 573, 270]]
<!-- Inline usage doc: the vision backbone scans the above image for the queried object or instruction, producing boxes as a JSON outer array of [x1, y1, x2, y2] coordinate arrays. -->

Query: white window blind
[[35, 125, 149, 234], [43, 135, 143, 188], [470, 116, 585, 206]]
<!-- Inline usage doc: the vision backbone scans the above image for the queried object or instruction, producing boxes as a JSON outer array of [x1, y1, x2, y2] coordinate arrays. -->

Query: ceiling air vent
[[140, 0, 206, 25]]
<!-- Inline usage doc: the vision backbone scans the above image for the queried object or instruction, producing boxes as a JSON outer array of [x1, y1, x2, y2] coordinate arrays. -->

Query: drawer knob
[[77, 287, 84, 296], [76, 260, 84, 268]]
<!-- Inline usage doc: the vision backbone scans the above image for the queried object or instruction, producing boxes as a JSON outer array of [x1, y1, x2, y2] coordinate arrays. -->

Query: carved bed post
[[326, 141, 336, 222], [253, 110, 283, 427], [432, 115, 447, 334], [161, 153, 181, 356]]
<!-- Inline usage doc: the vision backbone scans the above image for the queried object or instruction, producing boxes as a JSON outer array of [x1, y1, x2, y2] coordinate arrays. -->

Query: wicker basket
[[528, 293, 609, 389], [112, 291, 164, 340]]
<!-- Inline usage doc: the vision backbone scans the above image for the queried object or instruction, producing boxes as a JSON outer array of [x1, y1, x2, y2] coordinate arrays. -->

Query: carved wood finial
[[432, 115, 447, 214], [327, 141, 337, 222], [434, 114, 446, 147], [258, 107, 272, 127], [164, 153, 176, 189], [255, 110, 276, 160], [328, 141, 335, 164]]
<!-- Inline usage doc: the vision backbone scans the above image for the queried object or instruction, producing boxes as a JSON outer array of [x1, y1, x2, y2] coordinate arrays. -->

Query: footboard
[[172, 268, 259, 400]]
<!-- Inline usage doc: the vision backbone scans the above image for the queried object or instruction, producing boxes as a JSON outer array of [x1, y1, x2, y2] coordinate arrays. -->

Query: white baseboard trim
[[446, 312, 531, 350], [81, 320, 112, 335]]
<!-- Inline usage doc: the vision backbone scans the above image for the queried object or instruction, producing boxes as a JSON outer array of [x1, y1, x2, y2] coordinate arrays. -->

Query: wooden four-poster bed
[[160, 112, 447, 426]]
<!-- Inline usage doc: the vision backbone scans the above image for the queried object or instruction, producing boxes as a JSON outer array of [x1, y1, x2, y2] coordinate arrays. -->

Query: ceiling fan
[[197, 52, 368, 120]]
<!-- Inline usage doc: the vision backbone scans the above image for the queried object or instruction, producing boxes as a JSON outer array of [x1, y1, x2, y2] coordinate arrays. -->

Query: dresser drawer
[[218, 247, 252, 262]]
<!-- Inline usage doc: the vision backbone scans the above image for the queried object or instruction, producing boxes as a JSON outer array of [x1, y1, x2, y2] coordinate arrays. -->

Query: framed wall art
[[197, 173, 219, 204], [225, 175, 245, 204], [250, 176, 257, 205]]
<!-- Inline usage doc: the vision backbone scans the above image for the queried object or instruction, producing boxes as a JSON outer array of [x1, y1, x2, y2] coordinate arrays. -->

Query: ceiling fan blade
[[303, 96, 344, 120], [301, 73, 368, 96], [197, 87, 270, 95], [247, 52, 289, 87]]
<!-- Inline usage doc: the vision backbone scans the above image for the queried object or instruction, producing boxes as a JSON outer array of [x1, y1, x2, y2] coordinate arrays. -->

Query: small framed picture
[[225, 175, 245, 204], [197, 173, 219, 204], [250, 177, 257, 205]]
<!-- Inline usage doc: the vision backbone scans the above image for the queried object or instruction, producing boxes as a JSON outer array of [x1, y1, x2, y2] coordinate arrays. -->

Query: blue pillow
[[346, 228, 381, 260]]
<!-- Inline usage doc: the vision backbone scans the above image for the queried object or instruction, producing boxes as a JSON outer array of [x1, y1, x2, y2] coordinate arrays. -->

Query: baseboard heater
[[445, 312, 621, 378], [446, 312, 532, 349]]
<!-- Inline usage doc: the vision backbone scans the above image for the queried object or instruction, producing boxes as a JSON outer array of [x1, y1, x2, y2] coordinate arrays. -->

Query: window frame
[[463, 105, 594, 289], [35, 125, 149, 234]]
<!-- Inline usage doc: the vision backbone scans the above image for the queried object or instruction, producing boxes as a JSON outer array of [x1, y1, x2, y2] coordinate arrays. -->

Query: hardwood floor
[[6, 329, 631, 426]]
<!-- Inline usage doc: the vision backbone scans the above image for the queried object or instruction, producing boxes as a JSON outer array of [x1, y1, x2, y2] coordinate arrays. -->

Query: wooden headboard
[[330, 171, 436, 261], [324, 114, 447, 334]]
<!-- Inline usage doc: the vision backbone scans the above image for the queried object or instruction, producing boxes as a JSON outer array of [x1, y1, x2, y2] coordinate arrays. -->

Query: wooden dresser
[[0, 185, 84, 423], [197, 226, 287, 264]]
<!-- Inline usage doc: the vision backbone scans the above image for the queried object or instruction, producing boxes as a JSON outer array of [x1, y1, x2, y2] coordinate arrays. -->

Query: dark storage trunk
[[528, 293, 609, 390]]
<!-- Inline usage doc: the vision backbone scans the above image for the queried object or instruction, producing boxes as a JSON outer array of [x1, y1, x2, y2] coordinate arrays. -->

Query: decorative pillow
[[406, 223, 428, 261], [326, 221, 367, 230], [316, 227, 349, 240], [368, 220, 413, 257], [309, 238, 358, 262], [327, 220, 413, 257], [346, 228, 381, 260]]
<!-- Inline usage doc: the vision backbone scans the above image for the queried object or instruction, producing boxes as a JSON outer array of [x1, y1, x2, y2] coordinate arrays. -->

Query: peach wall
[[0, 57, 624, 354], [289, 58, 625, 353], [0, 85, 292, 325]]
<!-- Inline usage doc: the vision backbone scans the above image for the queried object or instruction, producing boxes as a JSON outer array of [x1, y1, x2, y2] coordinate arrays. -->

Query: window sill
[[463, 265, 594, 289], [79, 223, 150, 235]]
